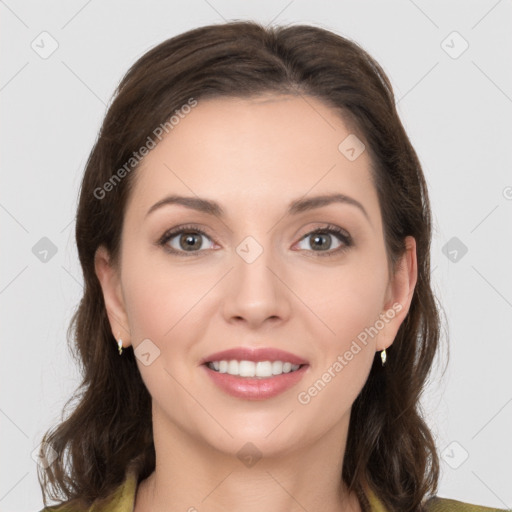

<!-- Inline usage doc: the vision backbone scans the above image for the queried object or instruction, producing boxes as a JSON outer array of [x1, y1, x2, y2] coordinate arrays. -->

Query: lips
[[199, 347, 309, 366], [202, 363, 309, 400]]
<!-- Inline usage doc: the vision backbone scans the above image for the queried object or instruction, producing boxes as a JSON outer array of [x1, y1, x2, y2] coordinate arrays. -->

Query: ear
[[94, 245, 132, 348], [376, 236, 417, 352]]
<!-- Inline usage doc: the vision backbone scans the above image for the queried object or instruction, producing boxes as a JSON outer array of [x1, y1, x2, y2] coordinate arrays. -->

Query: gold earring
[[118, 338, 123, 355], [381, 349, 387, 367]]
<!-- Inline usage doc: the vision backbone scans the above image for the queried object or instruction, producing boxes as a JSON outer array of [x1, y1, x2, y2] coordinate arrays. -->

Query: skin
[[95, 94, 417, 512]]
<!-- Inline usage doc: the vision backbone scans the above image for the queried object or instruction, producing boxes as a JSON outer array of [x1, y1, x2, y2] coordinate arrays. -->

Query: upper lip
[[200, 347, 309, 366]]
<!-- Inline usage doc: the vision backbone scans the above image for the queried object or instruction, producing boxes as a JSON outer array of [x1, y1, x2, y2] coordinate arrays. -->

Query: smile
[[206, 359, 302, 378], [202, 362, 309, 400]]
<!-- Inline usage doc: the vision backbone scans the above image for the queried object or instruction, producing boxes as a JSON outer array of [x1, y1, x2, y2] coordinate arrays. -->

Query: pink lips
[[200, 347, 309, 366], [200, 346, 310, 400]]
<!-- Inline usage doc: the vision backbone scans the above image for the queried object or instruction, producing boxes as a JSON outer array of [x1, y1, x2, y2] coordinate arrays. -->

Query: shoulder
[[425, 496, 511, 512], [37, 463, 139, 512], [366, 486, 510, 512], [36, 471, 137, 512], [38, 506, 78, 512]]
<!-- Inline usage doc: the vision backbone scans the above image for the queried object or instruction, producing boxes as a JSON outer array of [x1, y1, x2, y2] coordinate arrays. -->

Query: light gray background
[[1, 1, 511, 510]]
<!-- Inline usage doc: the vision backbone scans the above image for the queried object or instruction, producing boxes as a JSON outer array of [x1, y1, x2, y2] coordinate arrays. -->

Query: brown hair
[[38, 20, 443, 511]]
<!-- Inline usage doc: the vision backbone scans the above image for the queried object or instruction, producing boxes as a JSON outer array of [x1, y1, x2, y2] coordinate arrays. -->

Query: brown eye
[[174, 232, 206, 251]]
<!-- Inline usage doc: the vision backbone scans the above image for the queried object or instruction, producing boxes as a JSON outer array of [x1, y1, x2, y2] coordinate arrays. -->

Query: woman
[[37, 21, 507, 512]]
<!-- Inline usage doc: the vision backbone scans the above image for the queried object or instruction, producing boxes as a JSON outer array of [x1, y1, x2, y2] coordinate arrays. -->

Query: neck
[[134, 404, 362, 512]]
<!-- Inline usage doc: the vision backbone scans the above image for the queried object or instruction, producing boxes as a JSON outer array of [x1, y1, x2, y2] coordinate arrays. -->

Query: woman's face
[[96, 94, 416, 458]]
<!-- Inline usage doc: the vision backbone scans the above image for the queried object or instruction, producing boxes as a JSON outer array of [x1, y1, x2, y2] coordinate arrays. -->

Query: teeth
[[207, 360, 301, 378]]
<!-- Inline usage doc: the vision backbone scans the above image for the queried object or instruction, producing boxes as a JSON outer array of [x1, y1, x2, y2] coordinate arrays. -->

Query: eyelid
[[157, 223, 213, 244]]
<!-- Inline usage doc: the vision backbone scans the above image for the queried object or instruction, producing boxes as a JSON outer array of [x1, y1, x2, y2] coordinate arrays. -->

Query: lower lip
[[201, 364, 309, 400]]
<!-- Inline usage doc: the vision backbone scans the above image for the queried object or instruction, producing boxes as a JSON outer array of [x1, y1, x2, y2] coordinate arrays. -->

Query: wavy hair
[[38, 20, 443, 512]]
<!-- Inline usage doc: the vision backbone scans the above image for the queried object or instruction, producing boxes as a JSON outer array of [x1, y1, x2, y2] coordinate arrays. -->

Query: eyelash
[[157, 223, 353, 258]]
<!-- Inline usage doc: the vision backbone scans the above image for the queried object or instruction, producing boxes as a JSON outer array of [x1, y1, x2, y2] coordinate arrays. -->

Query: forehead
[[126, 94, 379, 223]]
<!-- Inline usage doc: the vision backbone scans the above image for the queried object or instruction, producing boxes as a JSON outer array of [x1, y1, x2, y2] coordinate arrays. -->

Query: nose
[[221, 240, 292, 330]]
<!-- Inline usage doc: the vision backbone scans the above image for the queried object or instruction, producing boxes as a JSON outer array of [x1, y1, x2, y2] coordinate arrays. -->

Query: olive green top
[[39, 466, 510, 512]]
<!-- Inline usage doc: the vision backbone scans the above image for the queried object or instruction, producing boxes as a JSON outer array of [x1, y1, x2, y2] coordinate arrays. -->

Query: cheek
[[295, 261, 386, 419], [296, 253, 389, 350], [121, 247, 219, 343]]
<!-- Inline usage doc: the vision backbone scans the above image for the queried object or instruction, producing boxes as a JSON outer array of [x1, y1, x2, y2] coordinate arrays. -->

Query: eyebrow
[[145, 193, 370, 223]]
